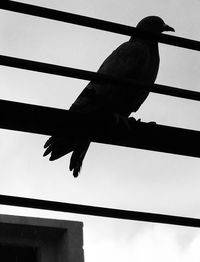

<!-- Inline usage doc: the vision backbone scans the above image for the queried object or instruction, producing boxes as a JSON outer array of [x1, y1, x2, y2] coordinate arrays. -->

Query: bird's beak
[[162, 23, 175, 32]]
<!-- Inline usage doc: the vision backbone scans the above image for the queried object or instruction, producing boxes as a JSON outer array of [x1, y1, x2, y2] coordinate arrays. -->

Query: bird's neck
[[130, 36, 159, 49]]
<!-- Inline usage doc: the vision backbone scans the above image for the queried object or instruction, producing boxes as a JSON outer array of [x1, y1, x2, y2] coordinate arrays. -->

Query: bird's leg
[[112, 113, 121, 127], [112, 113, 136, 132]]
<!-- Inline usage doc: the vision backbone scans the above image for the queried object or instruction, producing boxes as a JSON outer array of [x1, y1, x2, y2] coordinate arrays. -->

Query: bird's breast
[[107, 44, 160, 115], [134, 45, 160, 83]]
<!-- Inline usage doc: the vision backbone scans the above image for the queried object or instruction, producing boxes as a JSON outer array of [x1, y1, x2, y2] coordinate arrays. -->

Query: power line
[[0, 1, 200, 51], [1, 55, 200, 102], [0, 99, 200, 158], [0, 194, 200, 228]]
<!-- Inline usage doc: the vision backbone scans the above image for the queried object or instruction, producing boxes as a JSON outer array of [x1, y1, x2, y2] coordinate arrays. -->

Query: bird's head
[[136, 16, 175, 34]]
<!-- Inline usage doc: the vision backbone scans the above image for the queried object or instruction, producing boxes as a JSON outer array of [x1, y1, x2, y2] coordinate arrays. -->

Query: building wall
[[0, 214, 84, 262]]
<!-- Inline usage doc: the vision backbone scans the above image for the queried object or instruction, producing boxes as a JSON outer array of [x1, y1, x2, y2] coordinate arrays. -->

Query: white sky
[[1, 0, 200, 261]]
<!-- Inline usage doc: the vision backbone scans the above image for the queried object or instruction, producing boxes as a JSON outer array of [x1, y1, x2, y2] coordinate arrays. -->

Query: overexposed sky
[[1, 0, 200, 261]]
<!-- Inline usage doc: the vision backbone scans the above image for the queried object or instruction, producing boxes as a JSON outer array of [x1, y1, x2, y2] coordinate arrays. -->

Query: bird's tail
[[69, 141, 90, 177], [43, 136, 90, 177], [43, 135, 74, 160]]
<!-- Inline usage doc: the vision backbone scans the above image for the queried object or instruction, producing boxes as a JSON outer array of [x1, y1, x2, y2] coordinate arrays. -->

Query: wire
[[0, 194, 199, 227], [0, 1, 200, 51], [0, 98, 200, 158], [1, 55, 200, 102]]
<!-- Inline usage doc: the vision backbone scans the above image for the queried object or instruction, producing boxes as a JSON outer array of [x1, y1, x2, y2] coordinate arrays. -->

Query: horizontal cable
[[0, 99, 200, 158], [0, 1, 200, 51], [0, 194, 200, 228], [1, 55, 200, 102]]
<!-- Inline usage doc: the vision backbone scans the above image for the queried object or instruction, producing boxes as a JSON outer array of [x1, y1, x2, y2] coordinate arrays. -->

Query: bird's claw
[[148, 121, 157, 125]]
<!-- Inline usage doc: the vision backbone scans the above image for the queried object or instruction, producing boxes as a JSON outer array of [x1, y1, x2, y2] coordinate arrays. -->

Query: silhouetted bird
[[43, 16, 175, 177]]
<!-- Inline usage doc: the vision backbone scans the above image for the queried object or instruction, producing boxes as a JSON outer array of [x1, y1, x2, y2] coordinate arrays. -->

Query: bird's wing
[[70, 40, 150, 115], [43, 39, 154, 173]]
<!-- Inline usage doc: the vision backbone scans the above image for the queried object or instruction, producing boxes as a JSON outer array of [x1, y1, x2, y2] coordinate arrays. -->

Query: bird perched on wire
[[43, 16, 175, 177]]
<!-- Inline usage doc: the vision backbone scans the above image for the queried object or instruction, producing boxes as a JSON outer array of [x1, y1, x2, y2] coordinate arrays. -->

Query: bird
[[43, 16, 175, 177]]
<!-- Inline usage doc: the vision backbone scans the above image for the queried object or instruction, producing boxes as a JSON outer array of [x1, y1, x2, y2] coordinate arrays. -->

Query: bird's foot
[[147, 121, 157, 125]]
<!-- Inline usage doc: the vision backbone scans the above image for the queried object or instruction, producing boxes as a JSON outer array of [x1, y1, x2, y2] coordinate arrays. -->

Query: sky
[[1, 0, 200, 261]]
